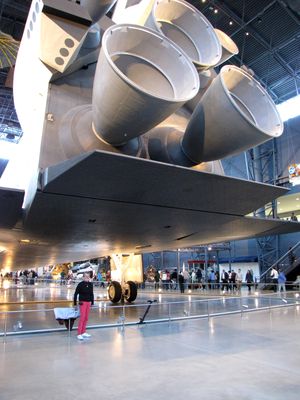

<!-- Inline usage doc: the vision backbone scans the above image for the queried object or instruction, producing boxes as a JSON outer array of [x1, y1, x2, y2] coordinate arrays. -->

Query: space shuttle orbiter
[[0, 0, 298, 303]]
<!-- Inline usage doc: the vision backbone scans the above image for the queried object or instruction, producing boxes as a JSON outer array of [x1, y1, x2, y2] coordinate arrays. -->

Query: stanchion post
[[122, 304, 125, 330], [3, 312, 7, 344], [207, 300, 210, 321], [240, 296, 243, 317]]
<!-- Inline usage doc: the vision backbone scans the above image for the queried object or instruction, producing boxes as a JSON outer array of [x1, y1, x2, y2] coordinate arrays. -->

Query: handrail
[[0, 278, 299, 290], [1, 290, 299, 338], [0, 295, 263, 314], [260, 240, 300, 280], [0, 289, 298, 315]]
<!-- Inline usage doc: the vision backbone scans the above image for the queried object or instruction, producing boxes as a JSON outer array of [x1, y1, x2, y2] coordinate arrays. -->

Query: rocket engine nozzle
[[92, 23, 199, 146], [182, 65, 283, 163]]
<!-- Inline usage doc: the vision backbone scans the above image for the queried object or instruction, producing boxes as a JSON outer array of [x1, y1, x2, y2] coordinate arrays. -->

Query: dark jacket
[[246, 272, 253, 283], [74, 281, 94, 305]]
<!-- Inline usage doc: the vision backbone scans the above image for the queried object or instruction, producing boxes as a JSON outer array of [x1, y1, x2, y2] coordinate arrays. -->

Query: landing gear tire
[[124, 281, 137, 303], [108, 281, 122, 303]]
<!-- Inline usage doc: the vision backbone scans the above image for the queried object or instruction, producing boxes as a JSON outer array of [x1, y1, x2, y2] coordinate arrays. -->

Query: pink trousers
[[77, 301, 91, 334]]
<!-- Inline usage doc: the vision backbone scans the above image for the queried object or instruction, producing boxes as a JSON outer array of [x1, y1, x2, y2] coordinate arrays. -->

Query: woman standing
[[74, 272, 94, 340]]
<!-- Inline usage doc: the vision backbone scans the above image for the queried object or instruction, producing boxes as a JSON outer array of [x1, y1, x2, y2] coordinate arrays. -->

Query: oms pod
[[147, 0, 222, 70], [182, 65, 283, 163], [92, 24, 199, 146]]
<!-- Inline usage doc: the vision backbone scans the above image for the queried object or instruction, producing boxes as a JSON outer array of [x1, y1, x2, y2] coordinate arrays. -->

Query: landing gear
[[108, 280, 138, 303], [108, 281, 122, 303], [123, 280, 138, 303]]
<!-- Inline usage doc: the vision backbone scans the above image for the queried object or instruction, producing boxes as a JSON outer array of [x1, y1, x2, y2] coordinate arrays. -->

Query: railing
[[260, 240, 300, 282], [1, 278, 300, 296], [1, 289, 300, 340]]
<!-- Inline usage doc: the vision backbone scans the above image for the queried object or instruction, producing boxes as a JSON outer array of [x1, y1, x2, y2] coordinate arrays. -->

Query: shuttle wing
[[0, 152, 299, 268]]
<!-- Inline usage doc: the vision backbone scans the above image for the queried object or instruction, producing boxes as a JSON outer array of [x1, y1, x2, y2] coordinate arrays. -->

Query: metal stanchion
[[3, 312, 7, 344], [240, 296, 244, 317], [207, 300, 210, 321], [122, 304, 125, 330]]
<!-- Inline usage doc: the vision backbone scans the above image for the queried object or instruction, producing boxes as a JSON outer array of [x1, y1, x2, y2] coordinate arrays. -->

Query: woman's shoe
[[82, 332, 91, 338], [77, 334, 84, 340]]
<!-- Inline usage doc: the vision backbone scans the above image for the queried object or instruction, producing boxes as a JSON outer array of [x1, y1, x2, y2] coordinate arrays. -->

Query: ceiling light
[[201, 0, 206, 3], [229, 21, 233, 25], [245, 32, 249, 36], [296, 198, 299, 201], [214, 9, 218, 14]]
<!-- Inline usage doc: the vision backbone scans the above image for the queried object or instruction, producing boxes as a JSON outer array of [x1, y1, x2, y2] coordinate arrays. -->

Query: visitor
[[278, 269, 286, 295], [215, 270, 220, 290], [221, 269, 229, 291], [290, 212, 298, 222], [179, 272, 185, 294], [171, 269, 178, 290], [230, 269, 237, 292], [154, 270, 160, 290], [191, 270, 197, 289], [245, 269, 253, 293], [74, 272, 94, 340], [209, 270, 216, 289], [183, 269, 190, 291], [196, 268, 202, 283], [236, 268, 243, 292], [270, 266, 279, 292]]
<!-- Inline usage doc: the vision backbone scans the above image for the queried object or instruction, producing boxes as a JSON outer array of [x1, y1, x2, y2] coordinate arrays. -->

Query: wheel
[[108, 281, 122, 303], [124, 281, 137, 303]]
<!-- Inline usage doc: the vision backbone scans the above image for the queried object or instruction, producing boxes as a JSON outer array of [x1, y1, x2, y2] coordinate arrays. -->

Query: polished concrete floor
[[0, 307, 299, 399]]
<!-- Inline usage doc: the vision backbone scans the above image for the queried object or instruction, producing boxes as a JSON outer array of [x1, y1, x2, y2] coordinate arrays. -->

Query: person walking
[[270, 267, 279, 292], [245, 269, 253, 293], [74, 272, 94, 340], [209, 270, 216, 290], [214, 270, 219, 290], [221, 269, 229, 291], [236, 269, 243, 292], [179, 272, 185, 294], [154, 270, 160, 290], [230, 269, 237, 292], [278, 269, 286, 295], [171, 269, 178, 290]]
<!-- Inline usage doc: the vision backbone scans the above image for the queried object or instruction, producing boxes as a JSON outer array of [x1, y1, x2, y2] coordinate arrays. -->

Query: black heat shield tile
[[9, 151, 297, 267], [40, 150, 288, 217], [0, 187, 24, 228]]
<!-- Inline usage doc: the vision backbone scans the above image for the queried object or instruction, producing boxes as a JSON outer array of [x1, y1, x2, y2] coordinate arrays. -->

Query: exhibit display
[[0, 0, 299, 303]]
